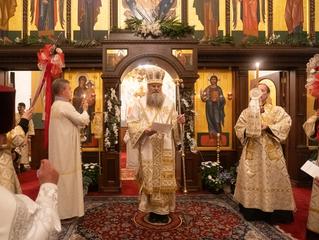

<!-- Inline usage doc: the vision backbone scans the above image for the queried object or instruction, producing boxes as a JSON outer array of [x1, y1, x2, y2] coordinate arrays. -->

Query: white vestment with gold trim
[[234, 103, 295, 212], [303, 115, 319, 234], [15, 113, 35, 165], [0, 183, 61, 240], [127, 95, 179, 214], [0, 126, 24, 193]]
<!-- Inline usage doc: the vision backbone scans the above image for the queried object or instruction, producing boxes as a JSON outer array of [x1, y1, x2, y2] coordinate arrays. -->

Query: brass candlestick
[[175, 78, 187, 194], [216, 133, 220, 163]]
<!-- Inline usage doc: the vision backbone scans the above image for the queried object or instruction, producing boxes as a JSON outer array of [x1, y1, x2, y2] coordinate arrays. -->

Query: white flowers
[[138, 20, 162, 38], [83, 162, 99, 170], [110, 88, 117, 100], [104, 88, 120, 151], [186, 132, 197, 153], [107, 100, 112, 111], [266, 33, 281, 45], [201, 161, 220, 168], [115, 105, 120, 119], [201, 160, 225, 191], [181, 98, 189, 108]]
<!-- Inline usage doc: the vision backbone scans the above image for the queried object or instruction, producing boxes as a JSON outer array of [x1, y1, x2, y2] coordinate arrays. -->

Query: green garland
[[125, 17, 194, 39]]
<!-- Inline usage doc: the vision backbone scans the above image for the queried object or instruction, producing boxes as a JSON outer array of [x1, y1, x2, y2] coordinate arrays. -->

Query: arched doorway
[[100, 35, 200, 193]]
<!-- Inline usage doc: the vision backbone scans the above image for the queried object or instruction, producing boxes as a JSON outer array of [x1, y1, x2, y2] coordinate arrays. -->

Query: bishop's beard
[[146, 92, 165, 109]]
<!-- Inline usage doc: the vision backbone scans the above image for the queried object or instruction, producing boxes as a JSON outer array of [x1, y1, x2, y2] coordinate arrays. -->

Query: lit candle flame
[[255, 62, 260, 79]]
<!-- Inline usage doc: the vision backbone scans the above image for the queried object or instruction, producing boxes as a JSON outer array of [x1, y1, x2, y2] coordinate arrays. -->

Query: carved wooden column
[[180, 83, 200, 191], [225, 0, 231, 36], [287, 68, 311, 186], [66, 0, 71, 40], [23, 0, 28, 40], [267, 0, 273, 38], [111, 0, 118, 30], [235, 68, 248, 120], [309, 0, 315, 42], [234, 68, 248, 156], [99, 78, 121, 192], [181, 0, 187, 24]]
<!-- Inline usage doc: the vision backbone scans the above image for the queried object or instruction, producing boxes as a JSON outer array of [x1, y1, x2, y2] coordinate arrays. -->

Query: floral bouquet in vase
[[200, 161, 224, 193], [82, 162, 101, 195], [219, 167, 237, 193]]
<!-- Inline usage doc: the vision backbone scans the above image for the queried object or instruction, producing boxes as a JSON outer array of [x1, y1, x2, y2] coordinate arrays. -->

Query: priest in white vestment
[[234, 83, 295, 224], [127, 67, 184, 224], [303, 114, 319, 239], [49, 78, 90, 219], [0, 159, 61, 240], [303, 67, 319, 239], [0, 86, 33, 193]]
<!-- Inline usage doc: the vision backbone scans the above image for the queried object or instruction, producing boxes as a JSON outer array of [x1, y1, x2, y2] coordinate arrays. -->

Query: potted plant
[[219, 167, 237, 194], [82, 162, 101, 195], [200, 161, 224, 193]]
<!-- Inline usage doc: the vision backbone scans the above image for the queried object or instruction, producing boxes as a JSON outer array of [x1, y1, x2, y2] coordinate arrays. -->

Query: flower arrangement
[[82, 162, 101, 195], [201, 161, 237, 193], [265, 33, 281, 45], [125, 17, 194, 39], [219, 167, 237, 186], [201, 161, 224, 192], [104, 88, 120, 151]]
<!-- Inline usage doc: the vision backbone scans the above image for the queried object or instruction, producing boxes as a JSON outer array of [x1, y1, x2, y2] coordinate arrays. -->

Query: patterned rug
[[59, 194, 294, 240]]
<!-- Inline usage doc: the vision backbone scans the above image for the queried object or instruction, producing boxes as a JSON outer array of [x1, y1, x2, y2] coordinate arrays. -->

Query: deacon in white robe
[[234, 83, 295, 223], [49, 78, 89, 219], [127, 67, 184, 224], [0, 159, 61, 240], [303, 114, 319, 238]]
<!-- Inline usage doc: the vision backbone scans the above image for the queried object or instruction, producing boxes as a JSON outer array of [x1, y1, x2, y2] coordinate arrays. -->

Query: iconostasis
[[3, 0, 319, 43]]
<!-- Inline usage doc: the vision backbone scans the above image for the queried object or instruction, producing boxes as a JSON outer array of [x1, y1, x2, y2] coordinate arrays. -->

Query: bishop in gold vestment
[[234, 83, 295, 223], [127, 67, 183, 224], [303, 115, 319, 238]]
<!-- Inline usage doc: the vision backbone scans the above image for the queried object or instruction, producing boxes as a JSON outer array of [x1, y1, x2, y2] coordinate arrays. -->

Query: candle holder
[[216, 133, 220, 163]]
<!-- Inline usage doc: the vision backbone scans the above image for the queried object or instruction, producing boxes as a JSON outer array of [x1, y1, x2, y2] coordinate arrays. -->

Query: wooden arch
[[99, 34, 200, 192]]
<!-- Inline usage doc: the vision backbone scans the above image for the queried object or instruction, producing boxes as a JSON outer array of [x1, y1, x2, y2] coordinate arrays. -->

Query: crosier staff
[[175, 78, 187, 194]]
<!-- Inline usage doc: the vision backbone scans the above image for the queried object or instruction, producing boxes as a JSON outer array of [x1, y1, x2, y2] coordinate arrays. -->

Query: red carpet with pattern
[[278, 187, 312, 240], [19, 170, 312, 239], [73, 195, 293, 240]]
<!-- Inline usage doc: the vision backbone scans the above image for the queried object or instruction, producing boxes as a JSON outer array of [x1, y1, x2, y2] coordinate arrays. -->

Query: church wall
[[1, 0, 319, 44], [1, 1, 319, 191]]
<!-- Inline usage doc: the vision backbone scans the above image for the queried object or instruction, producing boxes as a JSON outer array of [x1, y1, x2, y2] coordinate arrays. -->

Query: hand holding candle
[[82, 98, 88, 111]]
